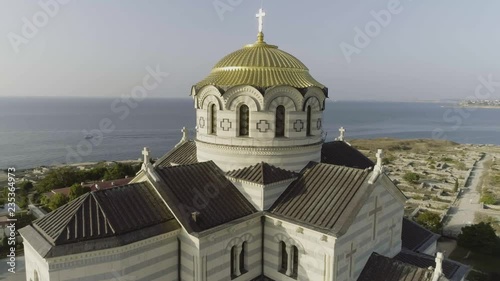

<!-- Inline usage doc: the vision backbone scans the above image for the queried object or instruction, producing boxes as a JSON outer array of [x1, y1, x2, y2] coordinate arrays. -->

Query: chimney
[[95, 184, 99, 190], [431, 252, 444, 281], [191, 211, 200, 222]]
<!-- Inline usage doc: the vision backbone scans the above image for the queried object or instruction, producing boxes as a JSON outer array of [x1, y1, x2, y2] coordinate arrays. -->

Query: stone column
[[286, 245, 293, 276], [234, 245, 242, 276]]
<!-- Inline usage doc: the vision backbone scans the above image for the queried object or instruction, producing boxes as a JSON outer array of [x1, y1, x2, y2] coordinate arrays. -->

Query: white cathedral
[[20, 9, 469, 281]]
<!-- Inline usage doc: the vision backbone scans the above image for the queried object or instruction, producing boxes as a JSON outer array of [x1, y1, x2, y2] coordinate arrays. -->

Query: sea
[[1, 97, 499, 170]]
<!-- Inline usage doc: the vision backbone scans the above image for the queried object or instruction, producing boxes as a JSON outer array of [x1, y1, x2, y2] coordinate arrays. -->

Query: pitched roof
[[395, 250, 469, 281], [155, 161, 257, 233], [31, 182, 177, 246], [358, 252, 433, 281], [321, 141, 374, 169], [402, 218, 440, 252], [226, 162, 297, 185], [155, 140, 198, 167], [270, 162, 371, 234]]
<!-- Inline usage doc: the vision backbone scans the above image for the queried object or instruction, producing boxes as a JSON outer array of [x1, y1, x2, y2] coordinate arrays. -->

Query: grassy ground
[[449, 245, 500, 274]]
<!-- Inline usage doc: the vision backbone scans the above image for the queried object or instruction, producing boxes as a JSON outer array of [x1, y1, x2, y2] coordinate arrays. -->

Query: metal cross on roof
[[339, 127, 346, 141], [142, 147, 150, 164]]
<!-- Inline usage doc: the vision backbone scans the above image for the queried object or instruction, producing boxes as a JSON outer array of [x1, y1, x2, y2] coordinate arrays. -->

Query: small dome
[[195, 38, 325, 91]]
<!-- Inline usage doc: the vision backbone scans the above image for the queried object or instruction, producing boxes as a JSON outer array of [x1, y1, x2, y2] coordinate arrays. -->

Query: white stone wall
[[194, 84, 326, 172], [26, 231, 180, 281], [334, 182, 404, 281], [263, 181, 295, 211], [23, 240, 50, 281], [263, 217, 336, 281], [196, 141, 322, 172], [194, 217, 262, 281], [227, 179, 295, 211]]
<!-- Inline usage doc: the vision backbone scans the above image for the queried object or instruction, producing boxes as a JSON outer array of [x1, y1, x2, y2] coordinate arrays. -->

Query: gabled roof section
[[270, 162, 371, 234], [226, 162, 297, 185], [155, 161, 257, 233], [155, 140, 197, 168], [32, 182, 176, 246], [358, 252, 433, 281], [321, 141, 374, 169], [402, 218, 440, 252], [395, 250, 469, 281]]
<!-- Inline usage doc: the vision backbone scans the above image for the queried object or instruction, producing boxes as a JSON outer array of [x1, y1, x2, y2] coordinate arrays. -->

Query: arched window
[[279, 241, 288, 273], [292, 245, 299, 277], [34, 270, 39, 281], [306, 105, 312, 136], [240, 241, 247, 274], [276, 105, 286, 137], [230, 246, 236, 277], [239, 105, 250, 136], [210, 103, 217, 135]]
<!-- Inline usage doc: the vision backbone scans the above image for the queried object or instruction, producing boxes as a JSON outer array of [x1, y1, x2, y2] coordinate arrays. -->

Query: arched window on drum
[[239, 105, 250, 136]]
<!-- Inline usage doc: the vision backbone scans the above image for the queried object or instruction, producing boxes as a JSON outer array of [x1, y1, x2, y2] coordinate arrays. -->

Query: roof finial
[[181, 127, 188, 142], [256, 8, 266, 42]]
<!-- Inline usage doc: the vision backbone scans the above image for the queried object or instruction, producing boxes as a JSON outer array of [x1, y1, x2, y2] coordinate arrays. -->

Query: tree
[[458, 222, 500, 256], [416, 211, 443, 233], [403, 172, 420, 184], [69, 184, 91, 200], [36, 167, 80, 192], [103, 163, 140, 181], [48, 193, 69, 211], [18, 181, 33, 192]]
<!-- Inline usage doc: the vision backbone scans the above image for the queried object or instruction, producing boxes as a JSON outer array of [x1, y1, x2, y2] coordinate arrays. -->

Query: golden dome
[[195, 34, 325, 90]]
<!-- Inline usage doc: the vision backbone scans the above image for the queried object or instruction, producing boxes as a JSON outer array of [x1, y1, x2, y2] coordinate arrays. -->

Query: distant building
[[19, 9, 468, 281]]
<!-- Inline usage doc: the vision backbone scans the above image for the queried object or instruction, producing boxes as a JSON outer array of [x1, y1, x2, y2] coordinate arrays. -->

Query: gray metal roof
[[270, 162, 371, 234], [155, 161, 257, 233], [226, 162, 297, 185], [321, 141, 374, 169], [31, 182, 177, 246], [358, 252, 433, 281], [155, 140, 198, 167], [402, 218, 440, 252]]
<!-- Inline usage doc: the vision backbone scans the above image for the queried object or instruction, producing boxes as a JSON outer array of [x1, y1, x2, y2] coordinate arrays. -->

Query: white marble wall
[[263, 218, 336, 281], [228, 178, 296, 211], [24, 231, 180, 281], [334, 181, 405, 281]]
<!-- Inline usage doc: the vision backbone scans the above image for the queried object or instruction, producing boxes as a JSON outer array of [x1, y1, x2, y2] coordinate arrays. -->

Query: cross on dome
[[256, 8, 266, 33]]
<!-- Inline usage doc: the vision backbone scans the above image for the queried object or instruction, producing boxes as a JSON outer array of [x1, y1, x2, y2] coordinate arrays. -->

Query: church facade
[[20, 9, 469, 281]]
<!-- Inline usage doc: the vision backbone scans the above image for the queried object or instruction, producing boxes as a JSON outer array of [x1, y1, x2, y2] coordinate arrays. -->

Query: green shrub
[[481, 194, 497, 205], [403, 172, 420, 184]]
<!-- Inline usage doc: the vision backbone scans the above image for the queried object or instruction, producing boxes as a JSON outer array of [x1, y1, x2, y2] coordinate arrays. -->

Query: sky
[[1, 0, 499, 101]]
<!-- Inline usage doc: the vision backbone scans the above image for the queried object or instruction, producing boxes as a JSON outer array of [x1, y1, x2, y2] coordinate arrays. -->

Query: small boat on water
[[84, 134, 94, 140]]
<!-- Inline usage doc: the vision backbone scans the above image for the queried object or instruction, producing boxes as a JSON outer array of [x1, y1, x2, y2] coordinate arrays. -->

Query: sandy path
[[443, 155, 489, 237]]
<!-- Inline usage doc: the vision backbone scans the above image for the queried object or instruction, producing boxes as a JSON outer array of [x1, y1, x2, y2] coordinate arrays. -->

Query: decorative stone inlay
[[220, 118, 232, 131], [256, 120, 270, 133], [199, 117, 205, 128], [317, 118, 322, 130], [293, 119, 304, 132]]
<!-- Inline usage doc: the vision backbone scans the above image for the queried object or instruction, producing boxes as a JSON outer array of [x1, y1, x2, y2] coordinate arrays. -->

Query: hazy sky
[[1, 0, 499, 101]]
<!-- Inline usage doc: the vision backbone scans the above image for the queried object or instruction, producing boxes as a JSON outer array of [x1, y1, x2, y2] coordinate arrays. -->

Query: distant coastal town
[[459, 99, 500, 108]]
